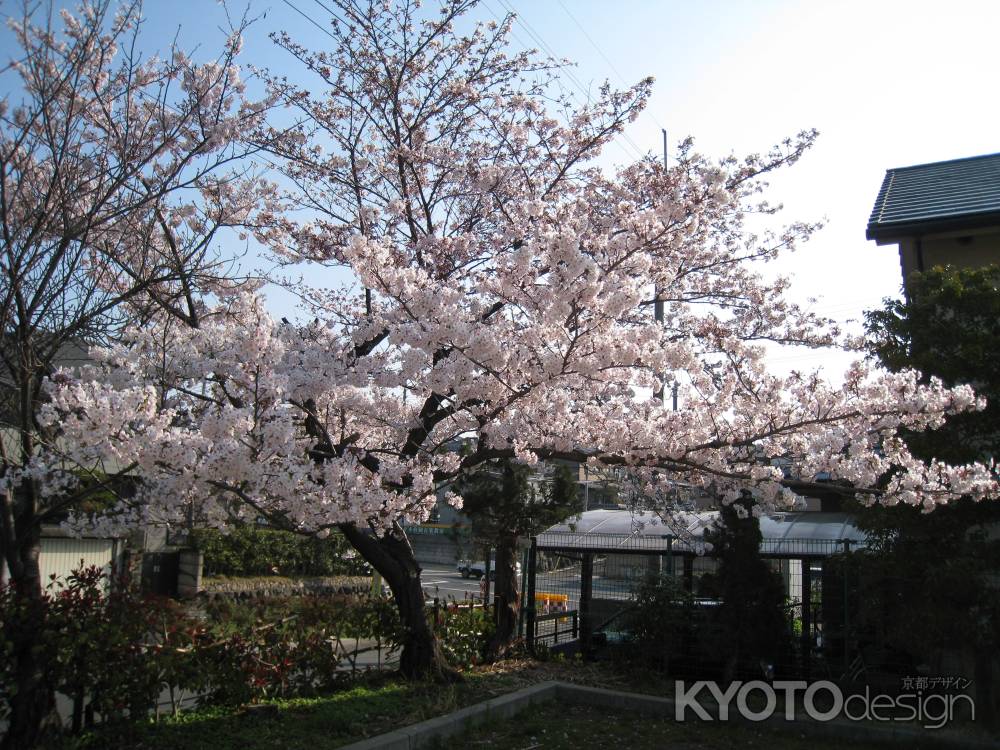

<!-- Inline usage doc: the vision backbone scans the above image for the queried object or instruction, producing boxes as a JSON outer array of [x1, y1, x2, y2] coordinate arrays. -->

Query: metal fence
[[521, 533, 870, 680], [513, 516, 996, 718]]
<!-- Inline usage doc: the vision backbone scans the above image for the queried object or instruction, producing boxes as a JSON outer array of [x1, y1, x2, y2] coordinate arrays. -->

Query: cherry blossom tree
[[31, 0, 999, 689], [0, 2, 279, 745]]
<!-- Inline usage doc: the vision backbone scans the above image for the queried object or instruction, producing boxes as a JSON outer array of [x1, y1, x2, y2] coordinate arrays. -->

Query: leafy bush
[[190, 526, 368, 578], [193, 594, 404, 704], [1, 566, 407, 740], [0, 565, 180, 730], [623, 573, 706, 672], [701, 500, 792, 679], [430, 603, 494, 667]]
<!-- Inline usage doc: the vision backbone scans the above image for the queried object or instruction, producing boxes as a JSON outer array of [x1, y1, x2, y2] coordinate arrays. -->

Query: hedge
[[190, 526, 367, 578]]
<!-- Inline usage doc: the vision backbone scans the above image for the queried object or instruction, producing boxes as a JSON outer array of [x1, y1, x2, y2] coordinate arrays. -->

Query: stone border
[[337, 680, 998, 750]]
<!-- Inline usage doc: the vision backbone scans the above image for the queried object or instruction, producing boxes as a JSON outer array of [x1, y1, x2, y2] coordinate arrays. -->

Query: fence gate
[[521, 539, 660, 653], [520, 540, 582, 650]]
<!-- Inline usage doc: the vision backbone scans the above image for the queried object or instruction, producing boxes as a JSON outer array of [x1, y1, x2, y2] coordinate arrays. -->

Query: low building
[[866, 152, 1000, 283]]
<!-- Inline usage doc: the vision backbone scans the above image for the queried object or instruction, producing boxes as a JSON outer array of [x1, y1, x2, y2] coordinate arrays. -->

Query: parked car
[[456, 558, 522, 580]]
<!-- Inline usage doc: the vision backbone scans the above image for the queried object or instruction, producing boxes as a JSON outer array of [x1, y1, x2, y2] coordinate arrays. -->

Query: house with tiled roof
[[867, 152, 1000, 283]]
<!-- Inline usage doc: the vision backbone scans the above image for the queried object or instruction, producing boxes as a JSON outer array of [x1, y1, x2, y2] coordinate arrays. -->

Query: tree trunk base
[[484, 542, 520, 662], [340, 523, 457, 681]]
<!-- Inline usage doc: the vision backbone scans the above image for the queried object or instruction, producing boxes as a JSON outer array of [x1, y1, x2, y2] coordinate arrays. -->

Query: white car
[[456, 559, 522, 580]]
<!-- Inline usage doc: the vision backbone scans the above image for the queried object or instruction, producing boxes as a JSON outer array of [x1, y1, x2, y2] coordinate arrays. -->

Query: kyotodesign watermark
[[674, 678, 975, 729]]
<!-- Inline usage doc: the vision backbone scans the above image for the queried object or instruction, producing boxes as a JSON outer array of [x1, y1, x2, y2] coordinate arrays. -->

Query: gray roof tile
[[866, 152, 1000, 240]]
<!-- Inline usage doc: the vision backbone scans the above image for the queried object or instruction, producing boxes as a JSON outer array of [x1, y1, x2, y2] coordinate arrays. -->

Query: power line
[[299, 0, 648, 165], [554, 0, 669, 137], [310, 0, 348, 26], [555, 0, 629, 87], [282, 0, 337, 41], [496, 0, 647, 161], [483, 0, 647, 164]]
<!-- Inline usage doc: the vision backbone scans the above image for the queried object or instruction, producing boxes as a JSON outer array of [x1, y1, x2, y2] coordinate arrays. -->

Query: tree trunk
[[485, 538, 519, 660], [1, 522, 58, 750], [481, 544, 491, 604], [339, 522, 457, 681]]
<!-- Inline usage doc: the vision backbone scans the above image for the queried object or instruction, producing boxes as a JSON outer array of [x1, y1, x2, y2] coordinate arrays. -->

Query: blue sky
[[5, 0, 1000, 377]]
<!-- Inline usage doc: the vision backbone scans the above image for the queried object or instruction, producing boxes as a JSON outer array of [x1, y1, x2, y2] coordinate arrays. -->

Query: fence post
[[801, 558, 812, 678], [842, 539, 852, 677], [526, 537, 538, 653], [518, 545, 529, 639], [580, 552, 594, 656], [482, 546, 492, 604]]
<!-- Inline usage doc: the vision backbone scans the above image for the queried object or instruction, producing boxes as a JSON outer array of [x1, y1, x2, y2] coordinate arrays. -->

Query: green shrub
[[623, 573, 703, 672], [195, 593, 404, 704], [1, 567, 407, 740], [0, 565, 183, 730], [430, 603, 494, 667], [190, 526, 367, 578], [700, 500, 792, 679]]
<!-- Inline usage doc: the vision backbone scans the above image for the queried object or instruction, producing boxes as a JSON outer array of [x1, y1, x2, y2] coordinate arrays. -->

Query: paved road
[[417, 562, 641, 607], [419, 563, 485, 601]]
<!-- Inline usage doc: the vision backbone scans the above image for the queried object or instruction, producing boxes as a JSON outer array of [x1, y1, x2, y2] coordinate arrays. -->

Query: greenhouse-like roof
[[537, 509, 867, 558]]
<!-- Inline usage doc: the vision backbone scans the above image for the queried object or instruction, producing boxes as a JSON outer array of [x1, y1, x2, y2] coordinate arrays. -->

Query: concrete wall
[[603, 552, 662, 580], [177, 549, 203, 598], [409, 530, 465, 565]]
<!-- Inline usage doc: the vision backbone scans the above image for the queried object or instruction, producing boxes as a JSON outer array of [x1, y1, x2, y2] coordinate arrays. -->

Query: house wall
[[897, 229, 1000, 281], [38, 536, 119, 587]]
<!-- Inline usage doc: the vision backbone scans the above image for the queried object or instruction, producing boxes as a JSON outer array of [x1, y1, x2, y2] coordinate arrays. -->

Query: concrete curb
[[337, 680, 999, 750]]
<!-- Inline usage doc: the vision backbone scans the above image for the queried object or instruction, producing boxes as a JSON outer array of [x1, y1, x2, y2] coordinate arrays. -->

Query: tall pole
[[653, 130, 667, 402]]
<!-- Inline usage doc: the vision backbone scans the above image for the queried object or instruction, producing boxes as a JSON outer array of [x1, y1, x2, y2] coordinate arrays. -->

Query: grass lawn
[[80, 681, 451, 749], [54, 659, 986, 750], [435, 702, 873, 750], [59, 660, 579, 750]]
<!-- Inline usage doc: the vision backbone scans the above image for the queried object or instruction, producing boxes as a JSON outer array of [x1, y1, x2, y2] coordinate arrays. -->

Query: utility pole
[[652, 129, 679, 411], [654, 130, 667, 402]]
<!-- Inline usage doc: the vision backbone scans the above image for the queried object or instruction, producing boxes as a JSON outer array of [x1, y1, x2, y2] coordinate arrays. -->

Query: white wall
[[38, 537, 117, 589]]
